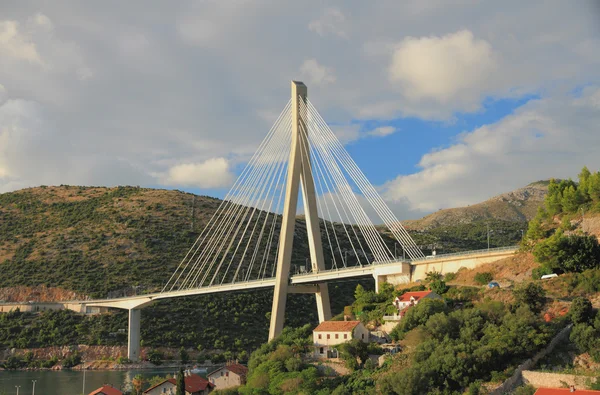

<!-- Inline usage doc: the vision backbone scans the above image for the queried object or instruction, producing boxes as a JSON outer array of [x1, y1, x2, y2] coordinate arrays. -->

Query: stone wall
[[489, 324, 573, 394]]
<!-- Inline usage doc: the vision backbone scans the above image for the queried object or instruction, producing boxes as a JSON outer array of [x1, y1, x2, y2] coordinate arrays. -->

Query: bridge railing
[[410, 245, 519, 262], [291, 245, 520, 276]]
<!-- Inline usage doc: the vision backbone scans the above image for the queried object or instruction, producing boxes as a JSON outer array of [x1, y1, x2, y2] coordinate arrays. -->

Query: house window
[[335, 334, 339, 339], [226, 372, 229, 377], [344, 334, 347, 339], [320, 347, 324, 354], [361, 334, 364, 339], [318, 334, 322, 339], [221, 372, 224, 377], [327, 334, 330, 339]]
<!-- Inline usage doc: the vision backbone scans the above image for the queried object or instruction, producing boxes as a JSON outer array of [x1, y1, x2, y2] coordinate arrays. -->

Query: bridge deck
[[68, 246, 517, 310]]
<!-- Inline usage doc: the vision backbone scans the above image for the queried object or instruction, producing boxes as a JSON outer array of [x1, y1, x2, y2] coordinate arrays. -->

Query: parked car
[[541, 273, 558, 279], [487, 281, 500, 289]]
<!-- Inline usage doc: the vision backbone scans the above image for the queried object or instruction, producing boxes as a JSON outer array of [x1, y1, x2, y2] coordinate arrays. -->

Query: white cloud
[[0, 84, 7, 106], [0, 2, 598, 199], [389, 30, 497, 110], [0, 20, 42, 63], [162, 158, 235, 189], [177, 18, 217, 47], [382, 86, 600, 212], [308, 8, 347, 38], [367, 126, 397, 137], [299, 59, 336, 86]]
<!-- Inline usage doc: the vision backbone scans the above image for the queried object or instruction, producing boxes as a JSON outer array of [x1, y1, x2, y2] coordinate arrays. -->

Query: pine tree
[[588, 172, 600, 202], [561, 185, 583, 213], [176, 367, 185, 395], [578, 166, 591, 200], [545, 179, 563, 215]]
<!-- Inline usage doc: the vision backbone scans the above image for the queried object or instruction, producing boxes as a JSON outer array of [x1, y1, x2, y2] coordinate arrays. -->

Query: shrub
[[430, 279, 449, 295], [148, 349, 163, 366], [62, 352, 82, 368], [116, 356, 132, 365], [569, 297, 593, 324], [444, 272, 457, 282], [474, 272, 493, 285], [513, 282, 546, 314]]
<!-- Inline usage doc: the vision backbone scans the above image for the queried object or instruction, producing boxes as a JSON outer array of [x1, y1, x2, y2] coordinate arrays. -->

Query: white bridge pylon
[[163, 81, 424, 339]]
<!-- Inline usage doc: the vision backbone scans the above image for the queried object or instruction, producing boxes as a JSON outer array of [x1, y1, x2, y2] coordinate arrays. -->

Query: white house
[[392, 291, 441, 313], [313, 320, 369, 358], [207, 362, 248, 390]]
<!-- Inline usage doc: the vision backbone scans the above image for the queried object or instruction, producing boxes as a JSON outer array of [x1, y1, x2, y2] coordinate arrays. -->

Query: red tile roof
[[208, 363, 249, 378], [397, 291, 432, 302], [313, 320, 361, 332], [143, 373, 213, 394], [89, 385, 123, 395], [535, 388, 600, 395]]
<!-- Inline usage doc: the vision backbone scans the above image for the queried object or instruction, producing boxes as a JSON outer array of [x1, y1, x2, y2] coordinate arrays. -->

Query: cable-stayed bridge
[[57, 82, 517, 361]]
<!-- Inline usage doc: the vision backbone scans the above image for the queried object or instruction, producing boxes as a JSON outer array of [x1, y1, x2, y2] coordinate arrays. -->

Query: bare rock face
[[0, 286, 85, 303], [403, 182, 549, 231]]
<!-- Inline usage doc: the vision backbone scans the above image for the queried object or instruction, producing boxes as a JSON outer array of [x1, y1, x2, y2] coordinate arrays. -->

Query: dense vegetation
[[0, 184, 527, 357], [0, 281, 363, 363], [218, 279, 559, 395], [524, 167, 600, 277]]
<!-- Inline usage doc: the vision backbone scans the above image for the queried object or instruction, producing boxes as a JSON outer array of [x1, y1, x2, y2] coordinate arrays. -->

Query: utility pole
[[82, 360, 86, 395], [487, 223, 490, 251], [32, 380, 36, 395]]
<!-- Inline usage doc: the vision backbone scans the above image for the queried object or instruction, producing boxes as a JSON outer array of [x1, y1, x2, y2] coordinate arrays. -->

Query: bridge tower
[[269, 81, 332, 340]]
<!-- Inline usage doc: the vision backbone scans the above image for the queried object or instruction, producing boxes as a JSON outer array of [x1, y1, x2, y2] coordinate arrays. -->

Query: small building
[[207, 362, 248, 390], [88, 385, 123, 395], [392, 291, 441, 312], [313, 320, 369, 358], [143, 373, 213, 395]]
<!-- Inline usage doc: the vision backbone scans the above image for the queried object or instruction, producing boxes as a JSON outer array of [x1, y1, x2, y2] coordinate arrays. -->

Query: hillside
[[0, 183, 537, 354], [0, 185, 394, 298], [404, 181, 549, 231]]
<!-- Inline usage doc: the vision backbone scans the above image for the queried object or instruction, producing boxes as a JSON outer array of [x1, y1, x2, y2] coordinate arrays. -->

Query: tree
[[429, 279, 448, 295], [179, 347, 189, 365], [561, 185, 584, 213], [132, 374, 145, 395], [176, 368, 185, 395], [545, 179, 563, 215], [513, 282, 546, 314], [425, 271, 443, 283], [474, 272, 493, 285], [570, 297, 593, 324], [579, 166, 591, 200], [354, 284, 366, 300]]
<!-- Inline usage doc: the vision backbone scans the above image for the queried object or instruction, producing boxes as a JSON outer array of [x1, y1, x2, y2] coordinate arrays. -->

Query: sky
[[0, 1, 599, 220]]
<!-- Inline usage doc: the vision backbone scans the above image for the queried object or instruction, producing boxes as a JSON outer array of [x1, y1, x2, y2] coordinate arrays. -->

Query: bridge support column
[[128, 308, 141, 362], [373, 274, 382, 294], [269, 81, 332, 340]]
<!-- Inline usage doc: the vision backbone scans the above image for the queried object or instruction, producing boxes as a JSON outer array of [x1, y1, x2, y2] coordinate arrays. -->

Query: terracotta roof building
[[143, 373, 213, 395], [313, 320, 369, 358], [393, 291, 441, 312], [207, 362, 249, 390], [88, 385, 123, 395]]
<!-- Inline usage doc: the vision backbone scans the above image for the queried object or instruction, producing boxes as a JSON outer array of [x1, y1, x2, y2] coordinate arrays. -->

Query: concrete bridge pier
[[128, 308, 141, 362]]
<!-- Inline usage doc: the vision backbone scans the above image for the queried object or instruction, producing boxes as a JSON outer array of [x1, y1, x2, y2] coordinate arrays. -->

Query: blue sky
[[0, 1, 599, 219]]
